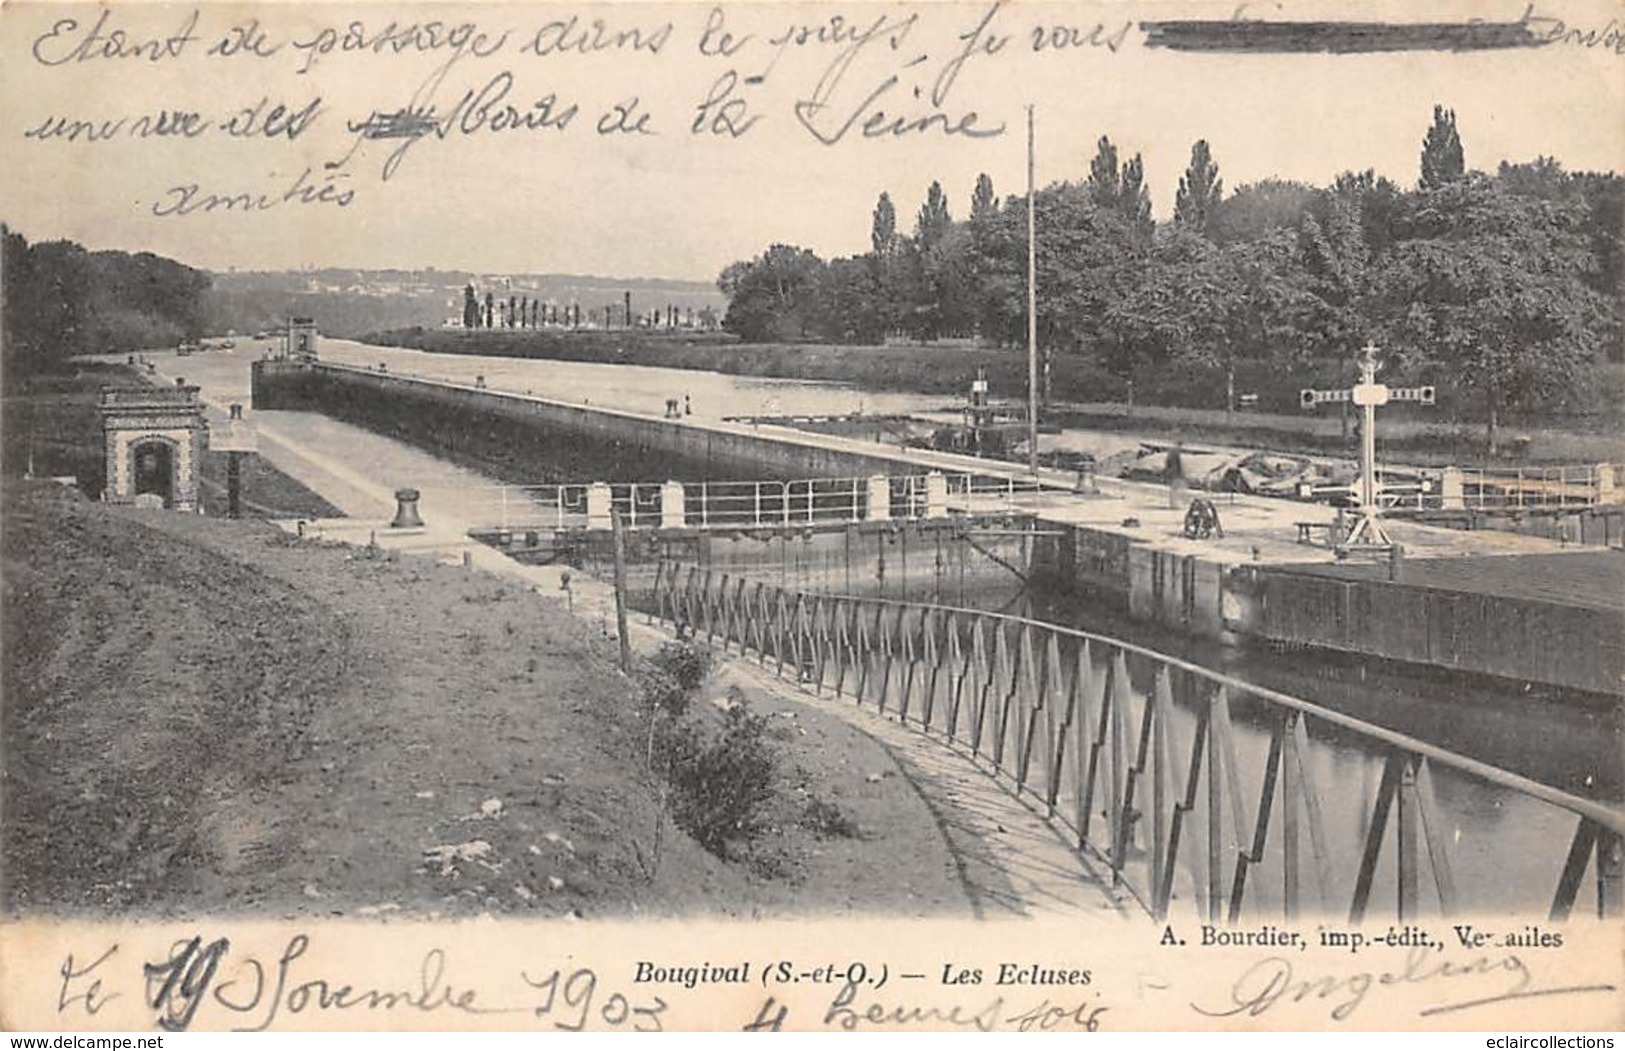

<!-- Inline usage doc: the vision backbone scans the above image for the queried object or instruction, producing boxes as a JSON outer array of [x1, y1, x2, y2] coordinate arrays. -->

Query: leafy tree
[[1420, 104, 1465, 190], [463, 284, 481, 328], [1107, 226, 1309, 408], [870, 192, 898, 258], [1328, 169, 1405, 257], [1174, 140, 1224, 234], [718, 244, 827, 341], [1211, 179, 1318, 245], [1087, 138, 1152, 234], [1087, 137, 1121, 207], [915, 181, 953, 249], [970, 173, 997, 222], [976, 183, 1146, 369], [814, 256, 887, 343], [1118, 154, 1153, 235], [1376, 174, 1612, 451]]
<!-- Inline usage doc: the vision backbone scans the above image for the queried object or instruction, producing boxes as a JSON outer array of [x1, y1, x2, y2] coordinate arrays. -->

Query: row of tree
[[3, 226, 213, 383], [716, 107, 1624, 441]]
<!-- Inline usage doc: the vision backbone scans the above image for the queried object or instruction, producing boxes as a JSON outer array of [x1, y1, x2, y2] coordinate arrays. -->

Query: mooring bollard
[[391, 487, 424, 529]]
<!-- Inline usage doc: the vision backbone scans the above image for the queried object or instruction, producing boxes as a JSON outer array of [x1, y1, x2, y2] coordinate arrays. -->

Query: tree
[[1174, 140, 1224, 234], [462, 284, 481, 328], [975, 183, 1146, 369], [970, 173, 997, 222], [1419, 104, 1465, 190], [1088, 137, 1152, 236], [1107, 225, 1309, 409], [813, 256, 887, 343], [1118, 154, 1153, 235], [1087, 137, 1121, 207], [1211, 179, 1318, 245], [915, 181, 953, 250], [718, 244, 827, 341], [1376, 174, 1612, 452], [870, 192, 898, 258]]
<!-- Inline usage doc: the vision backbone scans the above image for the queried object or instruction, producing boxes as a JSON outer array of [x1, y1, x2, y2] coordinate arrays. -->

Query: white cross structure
[[1300, 343, 1435, 551]]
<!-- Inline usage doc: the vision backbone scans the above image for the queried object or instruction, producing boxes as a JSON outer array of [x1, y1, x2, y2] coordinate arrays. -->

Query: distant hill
[[206, 268, 726, 339]]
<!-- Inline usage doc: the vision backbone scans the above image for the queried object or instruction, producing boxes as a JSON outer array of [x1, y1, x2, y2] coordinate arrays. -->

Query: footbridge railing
[[647, 561, 1624, 924], [456, 473, 1047, 533]]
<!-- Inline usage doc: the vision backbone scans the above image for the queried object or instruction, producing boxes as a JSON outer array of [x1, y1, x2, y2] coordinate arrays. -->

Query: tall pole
[[1360, 350, 1378, 511], [611, 507, 633, 673], [1026, 104, 1039, 475]]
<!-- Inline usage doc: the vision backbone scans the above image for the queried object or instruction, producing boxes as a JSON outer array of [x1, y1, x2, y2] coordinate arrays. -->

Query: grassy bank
[[1, 485, 979, 917]]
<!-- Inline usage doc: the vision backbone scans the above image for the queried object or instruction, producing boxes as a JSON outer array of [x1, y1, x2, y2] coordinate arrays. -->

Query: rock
[[480, 798, 504, 819], [414, 790, 436, 800], [423, 840, 494, 877], [514, 884, 536, 902], [302, 883, 323, 900], [547, 876, 566, 892]]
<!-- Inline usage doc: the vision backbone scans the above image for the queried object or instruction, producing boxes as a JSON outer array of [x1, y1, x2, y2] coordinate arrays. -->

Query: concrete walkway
[[154, 352, 1133, 921]]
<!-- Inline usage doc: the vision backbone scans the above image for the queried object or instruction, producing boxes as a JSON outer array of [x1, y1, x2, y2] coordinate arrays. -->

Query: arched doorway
[[132, 440, 175, 507]]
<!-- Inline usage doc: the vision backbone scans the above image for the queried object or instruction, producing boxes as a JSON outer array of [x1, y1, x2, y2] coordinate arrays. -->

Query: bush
[[661, 699, 778, 856], [637, 666, 689, 717], [650, 640, 711, 693]]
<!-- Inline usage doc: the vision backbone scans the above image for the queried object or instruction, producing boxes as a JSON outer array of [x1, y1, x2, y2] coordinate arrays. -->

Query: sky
[[2, 0, 1622, 281]]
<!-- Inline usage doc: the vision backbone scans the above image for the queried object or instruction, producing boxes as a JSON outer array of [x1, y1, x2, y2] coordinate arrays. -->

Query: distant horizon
[[10, 146, 1622, 287]]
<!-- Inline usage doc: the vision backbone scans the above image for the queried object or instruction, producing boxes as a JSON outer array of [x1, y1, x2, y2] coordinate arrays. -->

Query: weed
[[802, 795, 859, 839]]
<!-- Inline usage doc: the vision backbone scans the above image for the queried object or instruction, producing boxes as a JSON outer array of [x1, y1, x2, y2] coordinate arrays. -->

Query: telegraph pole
[[1026, 104, 1039, 476]]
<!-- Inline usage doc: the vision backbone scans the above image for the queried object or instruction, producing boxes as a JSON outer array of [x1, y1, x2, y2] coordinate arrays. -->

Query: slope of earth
[[1, 484, 983, 919]]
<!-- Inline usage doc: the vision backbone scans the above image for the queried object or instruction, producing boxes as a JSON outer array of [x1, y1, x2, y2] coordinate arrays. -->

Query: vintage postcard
[[1, 0, 1622, 1035]]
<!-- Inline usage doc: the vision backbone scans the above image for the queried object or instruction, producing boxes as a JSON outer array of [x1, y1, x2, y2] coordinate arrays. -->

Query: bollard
[[661, 480, 686, 529], [586, 482, 613, 531], [866, 475, 891, 522], [925, 472, 948, 519], [391, 487, 424, 528]]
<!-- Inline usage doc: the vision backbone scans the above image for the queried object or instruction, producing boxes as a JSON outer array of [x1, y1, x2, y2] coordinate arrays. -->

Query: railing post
[[1397, 755, 1420, 921], [1600, 830, 1623, 918], [926, 471, 948, 520], [867, 475, 891, 522], [661, 481, 685, 530], [1596, 463, 1617, 507], [1439, 467, 1465, 511], [1206, 687, 1224, 924], [586, 482, 612, 531]]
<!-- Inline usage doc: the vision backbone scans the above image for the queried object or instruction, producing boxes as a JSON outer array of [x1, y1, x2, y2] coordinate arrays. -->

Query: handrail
[[645, 560, 1624, 923], [725, 585, 1625, 834]]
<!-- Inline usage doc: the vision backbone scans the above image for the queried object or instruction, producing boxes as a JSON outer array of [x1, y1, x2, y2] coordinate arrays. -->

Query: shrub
[[662, 701, 778, 856], [650, 640, 711, 693]]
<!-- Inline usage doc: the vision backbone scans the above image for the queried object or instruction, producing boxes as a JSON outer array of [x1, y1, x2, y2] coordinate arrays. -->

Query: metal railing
[[1457, 464, 1618, 510], [455, 474, 1050, 532], [647, 561, 1624, 924]]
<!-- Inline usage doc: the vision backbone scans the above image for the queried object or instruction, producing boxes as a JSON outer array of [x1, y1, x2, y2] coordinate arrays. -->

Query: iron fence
[[647, 561, 1624, 924]]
